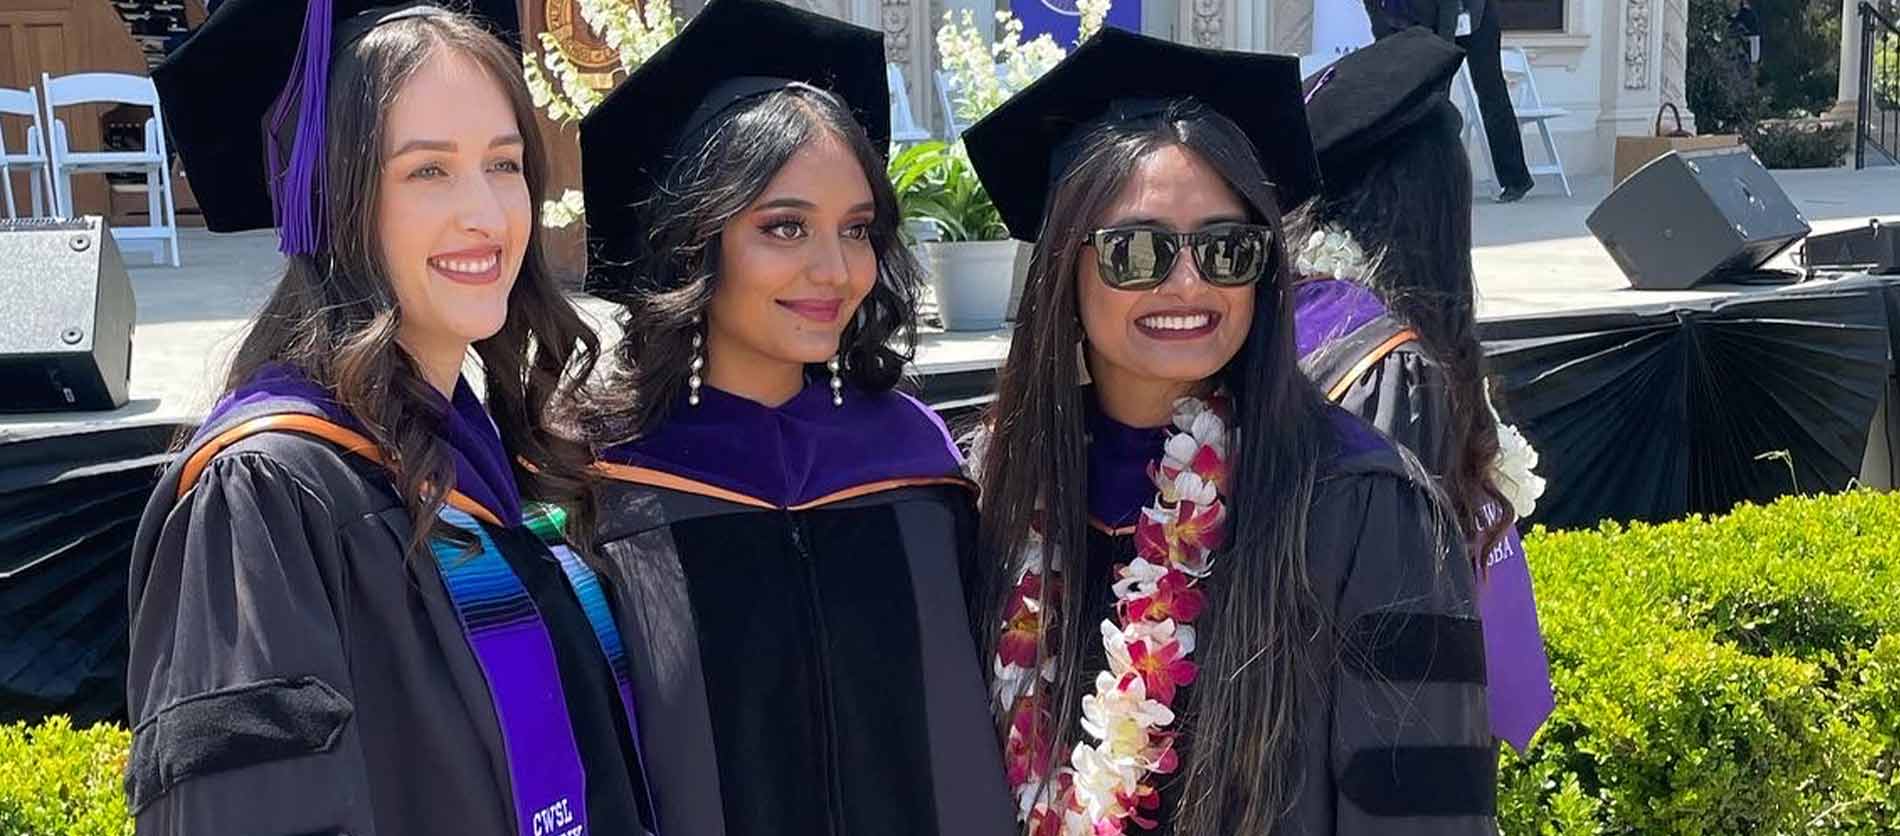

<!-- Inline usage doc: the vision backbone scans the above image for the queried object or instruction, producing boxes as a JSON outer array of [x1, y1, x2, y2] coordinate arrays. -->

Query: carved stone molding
[[882, 0, 912, 64], [1623, 0, 1651, 90], [1191, 0, 1225, 47]]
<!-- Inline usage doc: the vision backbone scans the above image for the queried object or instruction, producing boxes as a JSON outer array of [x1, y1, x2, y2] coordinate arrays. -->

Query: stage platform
[[5, 166, 1897, 441]]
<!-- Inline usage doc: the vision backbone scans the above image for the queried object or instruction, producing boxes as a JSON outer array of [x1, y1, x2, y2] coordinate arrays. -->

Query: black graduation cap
[[579, 0, 891, 299], [154, 0, 519, 247], [1479, 279, 1893, 529], [962, 27, 1321, 243], [1301, 27, 1466, 181]]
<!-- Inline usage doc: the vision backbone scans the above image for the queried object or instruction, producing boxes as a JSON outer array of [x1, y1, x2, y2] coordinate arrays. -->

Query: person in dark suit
[[1362, 0, 1535, 202]]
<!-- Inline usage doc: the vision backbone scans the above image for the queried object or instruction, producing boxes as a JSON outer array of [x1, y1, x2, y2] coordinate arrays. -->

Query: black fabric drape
[[1480, 279, 1894, 529], [0, 421, 183, 724]]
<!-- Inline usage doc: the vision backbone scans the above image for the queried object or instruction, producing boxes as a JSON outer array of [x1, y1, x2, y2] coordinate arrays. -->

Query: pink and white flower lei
[[992, 395, 1231, 836]]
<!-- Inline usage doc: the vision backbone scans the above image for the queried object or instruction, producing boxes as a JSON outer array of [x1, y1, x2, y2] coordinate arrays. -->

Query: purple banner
[[1010, 0, 1140, 49]]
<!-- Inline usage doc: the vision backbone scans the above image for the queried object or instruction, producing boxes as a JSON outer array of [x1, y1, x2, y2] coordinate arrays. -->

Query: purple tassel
[[265, 0, 333, 255]]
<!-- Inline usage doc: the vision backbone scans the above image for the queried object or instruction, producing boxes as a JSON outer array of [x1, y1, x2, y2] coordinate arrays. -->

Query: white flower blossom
[[1169, 470, 1218, 506], [1069, 743, 1142, 819], [1171, 397, 1208, 431], [541, 189, 587, 229], [1294, 225, 1371, 281], [1077, 0, 1113, 41], [1111, 557, 1169, 599], [936, 6, 1092, 126], [1081, 671, 1173, 753], [1486, 381, 1546, 520], [1162, 432, 1200, 471]]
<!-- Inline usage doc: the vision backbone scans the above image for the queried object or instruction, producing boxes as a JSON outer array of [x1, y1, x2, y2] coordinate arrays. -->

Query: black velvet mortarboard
[[962, 27, 1321, 243], [1301, 27, 1466, 182], [154, 0, 519, 244], [578, 0, 890, 299]]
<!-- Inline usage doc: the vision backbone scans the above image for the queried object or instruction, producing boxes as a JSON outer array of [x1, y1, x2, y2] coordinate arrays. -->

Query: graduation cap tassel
[[265, 0, 334, 256]]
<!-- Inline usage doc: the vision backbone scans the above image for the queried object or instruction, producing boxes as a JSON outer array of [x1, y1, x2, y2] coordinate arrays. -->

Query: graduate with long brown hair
[[126, 3, 652, 833], [964, 29, 1498, 835]]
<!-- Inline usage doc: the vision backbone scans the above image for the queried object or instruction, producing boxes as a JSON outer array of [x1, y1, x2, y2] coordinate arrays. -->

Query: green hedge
[[0, 716, 131, 836], [1502, 490, 1900, 834]]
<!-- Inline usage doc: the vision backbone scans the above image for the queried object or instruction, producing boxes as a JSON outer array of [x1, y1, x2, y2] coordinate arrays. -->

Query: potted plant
[[899, 4, 1109, 331], [889, 140, 1017, 330]]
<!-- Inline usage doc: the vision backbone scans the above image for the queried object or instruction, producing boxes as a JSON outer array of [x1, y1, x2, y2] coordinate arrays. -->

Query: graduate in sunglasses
[[961, 29, 1498, 836], [1290, 30, 1555, 759]]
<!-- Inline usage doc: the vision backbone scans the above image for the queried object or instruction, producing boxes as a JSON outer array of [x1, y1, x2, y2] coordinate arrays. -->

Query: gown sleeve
[[1314, 470, 1497, 836], [126, 452, 377, 836], [1334, 347, 1455, 479]]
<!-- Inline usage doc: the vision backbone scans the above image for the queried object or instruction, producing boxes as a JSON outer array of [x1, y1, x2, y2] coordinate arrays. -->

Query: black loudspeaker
[[1801, 220, 1900, 275], [1587, 147, 1811, 290], [0, 217, 136, 412]]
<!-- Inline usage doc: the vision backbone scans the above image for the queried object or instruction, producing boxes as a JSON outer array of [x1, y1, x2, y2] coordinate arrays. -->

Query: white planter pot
[[925, 239, 1020, 331]]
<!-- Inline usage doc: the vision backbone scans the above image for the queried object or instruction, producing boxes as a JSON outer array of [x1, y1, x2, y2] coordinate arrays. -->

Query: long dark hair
[[977, 100, 1336, 834], [579, 86, 921, 444], [220, 12, 600, 554], [1286, 100, 1509, 554]]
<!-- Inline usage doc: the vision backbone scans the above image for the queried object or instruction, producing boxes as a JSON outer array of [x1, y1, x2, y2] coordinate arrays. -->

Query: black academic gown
[[1325, 340, 1453, 477], [588, 385, 1015, 836], [1079, 409, 1497, 834], [125, 398, 651, 836]]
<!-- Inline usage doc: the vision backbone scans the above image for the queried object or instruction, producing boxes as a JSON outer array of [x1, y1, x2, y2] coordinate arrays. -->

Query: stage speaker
[[0, 217, 136, 412], [1801, 220, 1900, 275], [1587, 147, 1811, 290]]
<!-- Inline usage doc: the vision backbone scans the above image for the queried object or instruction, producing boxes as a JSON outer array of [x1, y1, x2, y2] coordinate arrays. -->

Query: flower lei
[[1484, 380, 1546, 521], [1293, 224, 1370, 282], [992, 396, 1231, 836]]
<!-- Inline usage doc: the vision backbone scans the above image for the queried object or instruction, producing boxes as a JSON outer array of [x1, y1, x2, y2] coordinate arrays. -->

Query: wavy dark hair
[[1285, 100, 1510, 556], [977, 100, 1343, 834], [579, 86, 922, 444], [217, 12, 600, 555]]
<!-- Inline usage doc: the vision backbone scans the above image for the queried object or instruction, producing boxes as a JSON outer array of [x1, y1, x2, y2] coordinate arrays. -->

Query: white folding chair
[[1461, 48, 1573, 197], [934, 69, 968, 142], [888, 63, 931, 144], [42, 72, 180, 265], [1499, 47, 1572, 196], [0, 87, 56, 219]]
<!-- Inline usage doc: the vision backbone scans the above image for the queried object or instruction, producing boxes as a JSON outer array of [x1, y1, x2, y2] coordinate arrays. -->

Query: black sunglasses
[[1084, 223, 1274, 291]]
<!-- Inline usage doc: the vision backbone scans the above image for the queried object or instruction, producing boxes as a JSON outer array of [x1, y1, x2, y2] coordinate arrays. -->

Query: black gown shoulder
[[128, 401, 650, 836]]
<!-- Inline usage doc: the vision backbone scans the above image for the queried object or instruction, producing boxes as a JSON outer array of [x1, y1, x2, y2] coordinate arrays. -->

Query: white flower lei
[[993, 396, 1231, 835]]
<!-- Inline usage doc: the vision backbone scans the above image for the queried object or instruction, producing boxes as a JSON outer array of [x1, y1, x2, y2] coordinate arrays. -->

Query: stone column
[[1660, 0, 1694, 130], [1595, 0, 1666, 170], [1827, 0, 1866, 121]]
